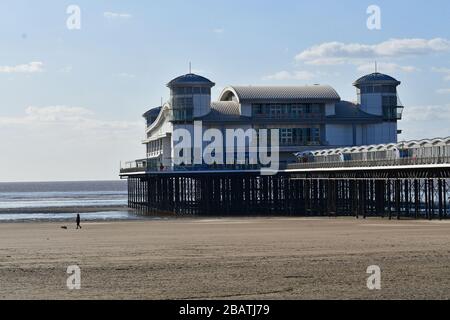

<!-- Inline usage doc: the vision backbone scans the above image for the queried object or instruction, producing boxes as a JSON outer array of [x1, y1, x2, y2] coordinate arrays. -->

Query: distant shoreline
[[0, 205, 130, 214]]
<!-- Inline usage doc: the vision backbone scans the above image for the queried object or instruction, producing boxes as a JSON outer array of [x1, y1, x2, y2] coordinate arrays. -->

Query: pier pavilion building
[[134, 71, 404, 170]]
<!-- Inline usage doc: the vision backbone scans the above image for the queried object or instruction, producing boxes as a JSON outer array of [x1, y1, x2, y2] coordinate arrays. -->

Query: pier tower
[[168, 73, 216, 122], [353, 72, 404, 144]]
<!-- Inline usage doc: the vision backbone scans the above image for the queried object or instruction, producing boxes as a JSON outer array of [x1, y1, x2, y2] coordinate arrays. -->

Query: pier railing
[[121, 156, 450, 174], [120, 161, 271, 174], [287, 156, 450, 170]]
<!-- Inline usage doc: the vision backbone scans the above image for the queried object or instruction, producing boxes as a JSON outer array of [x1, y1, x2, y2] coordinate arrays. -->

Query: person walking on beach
[[76, 214, 82, 229]]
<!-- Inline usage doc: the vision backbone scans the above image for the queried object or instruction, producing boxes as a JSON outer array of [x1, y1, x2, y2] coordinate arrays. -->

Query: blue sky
[[1, 0, 450, 181]]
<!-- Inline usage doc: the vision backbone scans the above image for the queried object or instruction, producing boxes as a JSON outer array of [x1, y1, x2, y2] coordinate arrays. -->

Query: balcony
[[396, 105, 404, 120], [120, 160, 149, 174], [396, 96, 405, 120], [146, 150, 162, 159]]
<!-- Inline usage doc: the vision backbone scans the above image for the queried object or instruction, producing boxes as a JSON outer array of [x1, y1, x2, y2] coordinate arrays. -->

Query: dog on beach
[[61, 226, 68, 230]]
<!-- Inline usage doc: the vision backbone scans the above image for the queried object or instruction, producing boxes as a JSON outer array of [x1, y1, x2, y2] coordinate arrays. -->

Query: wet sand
[[0, 217, 449, 300]]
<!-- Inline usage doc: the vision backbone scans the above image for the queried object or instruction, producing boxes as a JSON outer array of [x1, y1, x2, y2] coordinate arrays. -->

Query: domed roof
[[167, 73, 215, 87], [353, 72, 400, 87], [143, 106, 162, 118]]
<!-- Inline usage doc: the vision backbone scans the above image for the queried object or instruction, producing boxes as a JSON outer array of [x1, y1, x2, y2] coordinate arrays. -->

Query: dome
[[167, 73, 215, 88], [353, 72, 401, 87]]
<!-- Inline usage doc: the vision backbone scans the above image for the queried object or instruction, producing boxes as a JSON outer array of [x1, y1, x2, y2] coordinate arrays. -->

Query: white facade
[[326, 124, 354, 146], [139, 72, 403, 168]]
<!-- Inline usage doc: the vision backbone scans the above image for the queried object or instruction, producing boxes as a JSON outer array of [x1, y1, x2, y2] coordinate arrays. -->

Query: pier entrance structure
[[121, 137, 450, 219]]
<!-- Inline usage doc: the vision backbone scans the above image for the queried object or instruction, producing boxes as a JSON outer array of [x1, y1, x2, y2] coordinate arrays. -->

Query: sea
[[0, 181, 144, 222]]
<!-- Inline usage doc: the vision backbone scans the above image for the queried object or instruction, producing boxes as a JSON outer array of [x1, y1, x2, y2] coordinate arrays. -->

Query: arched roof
[[219, 85, 341, 103], [145, 103, 171, 134], [143, 106, 162, 119], [294, 136, 450, 159]]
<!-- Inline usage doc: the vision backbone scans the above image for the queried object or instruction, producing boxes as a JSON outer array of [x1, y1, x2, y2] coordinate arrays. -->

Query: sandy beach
[[0, 217, 449, 300]]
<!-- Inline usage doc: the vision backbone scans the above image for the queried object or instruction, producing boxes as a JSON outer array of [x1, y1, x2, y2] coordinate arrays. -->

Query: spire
[[375, 61, 378, 73], [189, 62, 192, 74]]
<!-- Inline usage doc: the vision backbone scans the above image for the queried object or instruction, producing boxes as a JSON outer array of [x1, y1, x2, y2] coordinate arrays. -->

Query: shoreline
[[0, 205, 130, 214], [0, 206, 140, 223]]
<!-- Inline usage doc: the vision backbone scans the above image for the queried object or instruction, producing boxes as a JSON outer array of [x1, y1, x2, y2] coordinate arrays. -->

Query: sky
[[0, 0, 449, 182]]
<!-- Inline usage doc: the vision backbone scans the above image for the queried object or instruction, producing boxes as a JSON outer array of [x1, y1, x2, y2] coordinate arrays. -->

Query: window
[[270, 105, 282, 117], [382, 85, 396, 94], [311, 104, 321, 113], [382, 95, 398, 120], [172, 97, 194, 121], [311, 128, 320, 143], [293, 128, 302, 144], [253, 104, 263, 115], [280, 129, 293, 145], [291, 105, 303, 117], [173, 87, 183, 95]]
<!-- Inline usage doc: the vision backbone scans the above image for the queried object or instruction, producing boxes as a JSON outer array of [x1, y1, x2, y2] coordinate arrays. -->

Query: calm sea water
[[0, 181, 142, 222]]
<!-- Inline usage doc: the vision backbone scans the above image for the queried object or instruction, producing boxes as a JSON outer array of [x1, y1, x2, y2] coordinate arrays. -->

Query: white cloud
[[0, 61, 44, 73], [213, 28, 224, 34], [0, 106, 141, 131], [26, 106, 93, 121], [104, 11, 132, 19], [262, 70, 316, 81], [403, 104, 450, 121], [401, 104, 450, 140], [432, 67, 450, 81], [357, 62, 419, 73], [0, 106, 144, 181], [59, 65, 73, 73], [115, 73, 136, 79], [436, 88, 450, 94], [295, 38, 450, 65]]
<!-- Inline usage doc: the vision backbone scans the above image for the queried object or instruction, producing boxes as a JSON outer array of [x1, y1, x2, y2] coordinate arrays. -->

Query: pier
[[121, 157, 450, 219]]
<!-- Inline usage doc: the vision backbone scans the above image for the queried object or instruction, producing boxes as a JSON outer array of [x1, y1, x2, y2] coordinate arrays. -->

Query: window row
[[171, 87, 211, 95], [172, 97, 194, 121], [358, 85, 397, 94], [255, 128, 321, 146], [147, 139, 163, 153], [382, 95, 397, 107], [253, 104, 324, 118]]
